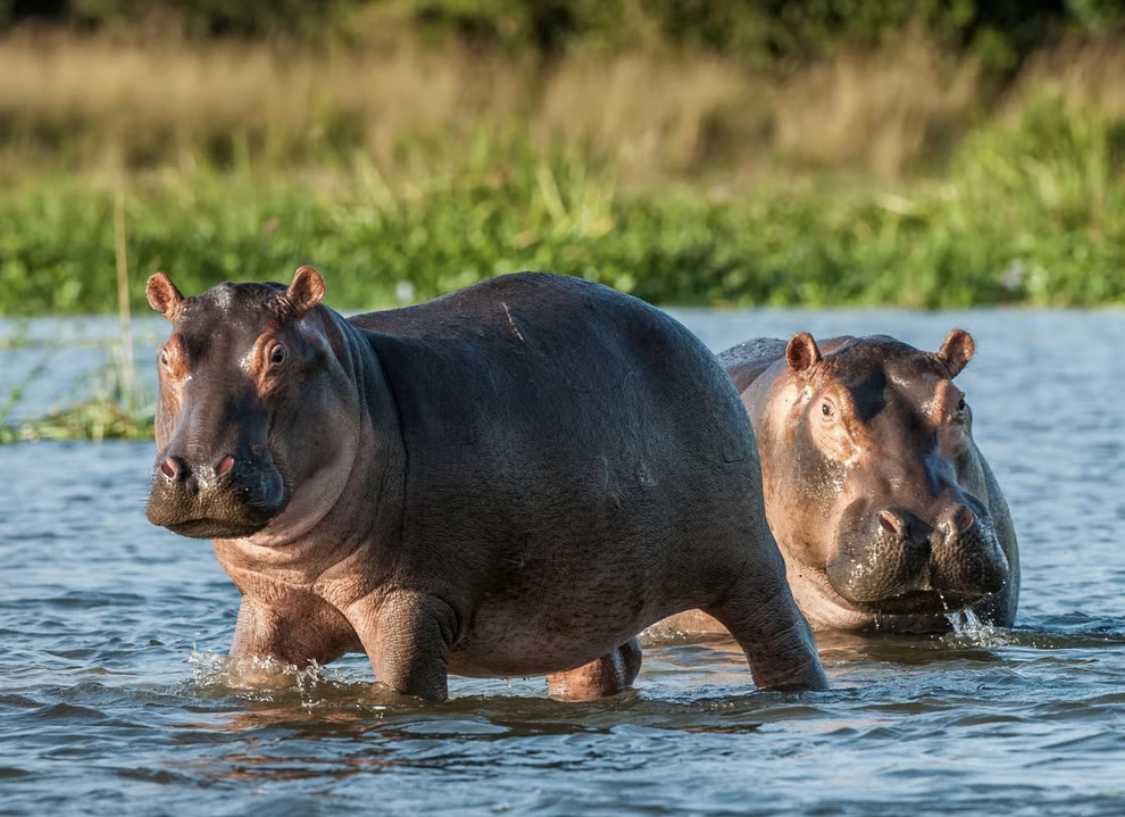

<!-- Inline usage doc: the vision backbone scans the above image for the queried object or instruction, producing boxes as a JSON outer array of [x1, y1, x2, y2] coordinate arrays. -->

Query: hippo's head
[[144, 266, 358, 539], [755, 330, 1009, 623]]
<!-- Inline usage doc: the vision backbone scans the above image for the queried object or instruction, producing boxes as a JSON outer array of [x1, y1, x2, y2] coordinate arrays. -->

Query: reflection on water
[[1, 309, 1124, 816]]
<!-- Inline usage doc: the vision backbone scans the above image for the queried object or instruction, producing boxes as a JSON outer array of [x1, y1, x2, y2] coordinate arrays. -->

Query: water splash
[[188, 650, 333, 708], [942, 607, 1009, 647]]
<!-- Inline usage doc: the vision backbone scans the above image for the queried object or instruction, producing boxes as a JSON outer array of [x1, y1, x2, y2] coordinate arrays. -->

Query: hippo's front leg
[[347, 590, 458, 703], [230, 595, 357, 667], [546, 638, 642, 701]]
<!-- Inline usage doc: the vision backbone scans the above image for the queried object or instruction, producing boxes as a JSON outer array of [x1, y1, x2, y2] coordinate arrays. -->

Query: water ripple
[[2, 311, 1124, 816]]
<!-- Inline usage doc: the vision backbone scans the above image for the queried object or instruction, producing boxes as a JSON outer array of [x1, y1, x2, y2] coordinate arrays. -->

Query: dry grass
[[773, 36, 980, 176], [0, 34, 533, 170], [0, 31, 986, 182], [0, 30, 1122, 184], [1014, 35, 1125, 117], [539, 53, 759, 176]]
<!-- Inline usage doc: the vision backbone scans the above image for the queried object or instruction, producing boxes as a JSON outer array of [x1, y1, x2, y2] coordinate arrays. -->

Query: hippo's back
[[352, 272, 680, 352], [717, 338, 788, 392], [352, 272, 753, 480], [349, 273, 766, 675]]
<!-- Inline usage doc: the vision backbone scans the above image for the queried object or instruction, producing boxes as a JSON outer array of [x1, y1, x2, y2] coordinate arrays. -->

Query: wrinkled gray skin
[[144, 268, 827, 701], [657, 332, 1018, 636]]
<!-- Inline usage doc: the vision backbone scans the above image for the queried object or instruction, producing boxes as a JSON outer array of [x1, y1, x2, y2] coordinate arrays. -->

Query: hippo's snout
[[929, 508, 1010, 599], [146, 451, 287, 539], [826, 497, 1008, 611], [158, 453, 235, 484]]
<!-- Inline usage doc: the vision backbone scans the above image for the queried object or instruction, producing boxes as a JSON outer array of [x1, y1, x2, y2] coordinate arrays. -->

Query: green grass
[[0, 330, 152, 444], [1, 97, 1124, 443], [0, 400, 152, 444], [2, 99, 1123, 316]]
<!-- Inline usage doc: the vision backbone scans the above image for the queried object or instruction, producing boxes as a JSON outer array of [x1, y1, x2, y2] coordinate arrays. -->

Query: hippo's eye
[[268, 344, 287, 367], [821, 402, 833, 418]]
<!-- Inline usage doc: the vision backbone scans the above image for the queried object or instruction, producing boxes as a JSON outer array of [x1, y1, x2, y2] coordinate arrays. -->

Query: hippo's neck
[[214, 309, 406, 608]]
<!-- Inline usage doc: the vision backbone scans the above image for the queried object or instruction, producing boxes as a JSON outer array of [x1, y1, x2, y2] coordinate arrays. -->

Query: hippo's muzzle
[[826, 496, 1009, 612], [146, 452, 287, 539]]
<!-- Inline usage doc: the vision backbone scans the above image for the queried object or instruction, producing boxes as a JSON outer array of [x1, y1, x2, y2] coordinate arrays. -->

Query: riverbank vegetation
[[1, 2, 1124, 439], [4, 97, 1124, 315], [0, 340, 152, 443], [2, 4, 1125, 315]]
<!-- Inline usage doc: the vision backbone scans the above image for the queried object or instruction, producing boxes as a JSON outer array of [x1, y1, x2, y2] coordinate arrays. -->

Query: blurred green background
[[1, 0, 1124, 312]]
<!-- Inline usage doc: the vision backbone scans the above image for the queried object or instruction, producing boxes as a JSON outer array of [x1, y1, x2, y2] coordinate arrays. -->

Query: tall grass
[[0, 175, 152, 442], [0, 32, 995, 180], [2, 29, 1123, 443], [1, 98, 1122, 318], [0, 31, 1122, 319], [0, 336, 153, 443]]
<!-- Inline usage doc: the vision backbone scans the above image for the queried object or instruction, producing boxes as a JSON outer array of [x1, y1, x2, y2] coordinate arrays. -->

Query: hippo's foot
[[546, 638, 642, 701], [365, 682, 439, 708]]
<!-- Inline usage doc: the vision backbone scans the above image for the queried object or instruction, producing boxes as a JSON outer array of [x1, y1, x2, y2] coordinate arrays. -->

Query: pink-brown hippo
[[144, 267, 827, 701], [658, 331, 1018, 636]]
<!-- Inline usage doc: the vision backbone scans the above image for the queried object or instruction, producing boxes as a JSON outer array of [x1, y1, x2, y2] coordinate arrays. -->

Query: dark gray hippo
[[144, 268, 826, 701], [658, 331, 1018, 636]]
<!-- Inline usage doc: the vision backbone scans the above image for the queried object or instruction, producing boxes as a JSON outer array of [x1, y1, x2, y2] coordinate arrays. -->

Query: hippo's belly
[[436, 507, 741, 678], [398, 455, 758, 677], [446, 595, 661, 678]]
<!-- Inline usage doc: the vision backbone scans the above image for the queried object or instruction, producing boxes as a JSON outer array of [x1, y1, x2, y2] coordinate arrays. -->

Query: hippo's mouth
[[849, 589, 981, 616], [146, 473, 288, 540], [166, 517, 269, 539]]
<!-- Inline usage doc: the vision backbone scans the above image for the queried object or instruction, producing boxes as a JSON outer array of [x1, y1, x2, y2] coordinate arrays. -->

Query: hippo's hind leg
[[706, 568, 828, 690], [546, 638, 642, 701]]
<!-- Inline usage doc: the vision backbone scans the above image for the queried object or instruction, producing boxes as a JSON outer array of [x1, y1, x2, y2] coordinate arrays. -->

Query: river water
[[1, 310, 1123, 816]]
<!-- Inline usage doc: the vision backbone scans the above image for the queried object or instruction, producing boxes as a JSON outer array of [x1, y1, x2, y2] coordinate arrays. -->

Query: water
[[1, 309, 1123, 816]]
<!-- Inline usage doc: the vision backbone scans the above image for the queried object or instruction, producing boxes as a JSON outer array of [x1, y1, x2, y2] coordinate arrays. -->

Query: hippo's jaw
[[146, 460, 288, 540], [820, 559, 1007, 627], [786, 554, 1008, 634], [824, 550, 1005, 613], [845, 588, 980, 616], [822, 493, 1009, 620], [147, 499, 284, 540], [165, 517, 270, 539]]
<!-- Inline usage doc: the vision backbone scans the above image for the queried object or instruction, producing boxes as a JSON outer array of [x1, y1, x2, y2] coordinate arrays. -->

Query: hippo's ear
[[786, 332, 822, 373], [146, 272, 184, 320], [937, 329, 975, 377], [286, 265, 326, 318]]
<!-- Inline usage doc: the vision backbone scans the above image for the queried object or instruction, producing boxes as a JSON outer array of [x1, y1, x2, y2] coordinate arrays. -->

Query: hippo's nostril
[[953, 505, 976, 534], [217, 455, 236, 477], [938, 505, 977, 540], [160, 456, 186, 482], [878, 510, 905, 538]]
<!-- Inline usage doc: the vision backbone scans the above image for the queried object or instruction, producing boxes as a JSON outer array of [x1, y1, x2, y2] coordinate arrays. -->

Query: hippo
[[143, 267, 826, 701], [658, 331, 1018, 636]]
